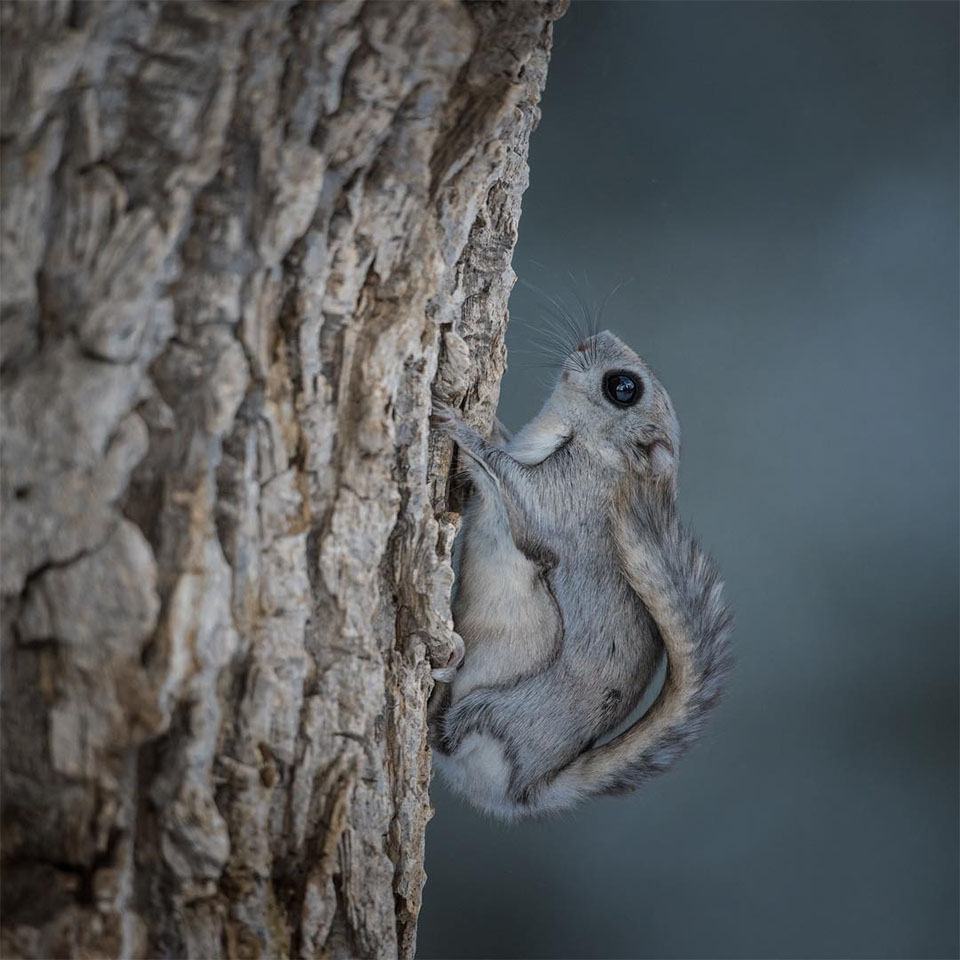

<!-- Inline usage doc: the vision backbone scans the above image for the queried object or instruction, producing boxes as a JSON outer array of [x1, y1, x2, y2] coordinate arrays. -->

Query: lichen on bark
[[0, 1, 565, 957]]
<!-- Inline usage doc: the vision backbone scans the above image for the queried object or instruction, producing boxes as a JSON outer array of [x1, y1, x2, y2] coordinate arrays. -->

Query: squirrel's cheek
[[649, 442, 677, 478]]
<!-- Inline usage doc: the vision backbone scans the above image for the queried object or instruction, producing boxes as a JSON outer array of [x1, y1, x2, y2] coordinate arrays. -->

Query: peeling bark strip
[[0, 2, 565, 957]]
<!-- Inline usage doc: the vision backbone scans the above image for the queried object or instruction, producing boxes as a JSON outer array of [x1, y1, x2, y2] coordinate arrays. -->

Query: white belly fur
[[432, 732, 514, 816]]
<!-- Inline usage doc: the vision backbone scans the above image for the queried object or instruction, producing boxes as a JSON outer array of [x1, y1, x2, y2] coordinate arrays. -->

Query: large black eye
[[603, 371, 642, 407]]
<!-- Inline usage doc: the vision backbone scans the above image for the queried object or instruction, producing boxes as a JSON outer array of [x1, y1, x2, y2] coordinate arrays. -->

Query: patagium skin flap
[[429, 330, 732, 819]]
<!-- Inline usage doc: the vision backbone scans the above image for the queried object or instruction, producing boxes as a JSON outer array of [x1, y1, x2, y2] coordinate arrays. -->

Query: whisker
[[510, 340, 575, 368], [512, 312, 577, 356], [509, 355, 569, 372], [565, 271, 594, 332], [555, 269, 603, 364], [515, 267, 638, 372], [510, 311, 586, 371], [565, 276, 600, 364], [513, 317, 576, 351], [518, 277, 586, 354], [598, 277, 632, 334]]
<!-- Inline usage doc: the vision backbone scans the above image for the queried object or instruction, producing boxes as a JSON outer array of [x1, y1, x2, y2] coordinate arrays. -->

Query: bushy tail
[[545, 480, 733, 806]]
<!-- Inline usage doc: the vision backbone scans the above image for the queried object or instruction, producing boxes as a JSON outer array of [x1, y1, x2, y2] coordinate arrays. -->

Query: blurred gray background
[[418, 3, 958, 958]]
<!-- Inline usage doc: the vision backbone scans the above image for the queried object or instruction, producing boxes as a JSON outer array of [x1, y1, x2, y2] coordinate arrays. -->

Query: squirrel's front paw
[[430, 631, 465, 683], [431, 399, 463, 435]]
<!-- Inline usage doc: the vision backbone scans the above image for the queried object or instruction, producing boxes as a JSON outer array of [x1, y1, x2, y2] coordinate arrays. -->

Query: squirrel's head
[[548, 330, 680, 483]]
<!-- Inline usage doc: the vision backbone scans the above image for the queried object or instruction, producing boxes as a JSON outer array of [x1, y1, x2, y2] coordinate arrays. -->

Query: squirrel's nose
[[577, 331, 614, 352]]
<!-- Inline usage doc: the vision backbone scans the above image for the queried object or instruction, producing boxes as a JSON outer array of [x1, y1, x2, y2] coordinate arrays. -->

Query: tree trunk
[[0, 2, 565, 956]]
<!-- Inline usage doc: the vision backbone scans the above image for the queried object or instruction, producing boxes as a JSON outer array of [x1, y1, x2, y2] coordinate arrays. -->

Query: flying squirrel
[[429, 329, 732, 819]]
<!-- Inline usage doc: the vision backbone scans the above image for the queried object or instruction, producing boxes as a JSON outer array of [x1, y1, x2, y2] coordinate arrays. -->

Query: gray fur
[[430, 331, 732, 819]]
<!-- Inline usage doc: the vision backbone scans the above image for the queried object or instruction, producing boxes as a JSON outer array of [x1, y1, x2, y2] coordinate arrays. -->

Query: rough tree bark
[[0, 2, 565, 956]]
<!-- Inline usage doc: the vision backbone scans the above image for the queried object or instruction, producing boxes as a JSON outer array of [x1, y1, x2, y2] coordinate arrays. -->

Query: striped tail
[[544, 479, 733, 807]]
